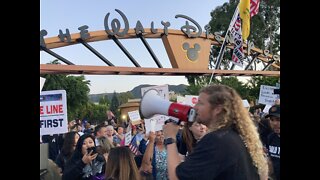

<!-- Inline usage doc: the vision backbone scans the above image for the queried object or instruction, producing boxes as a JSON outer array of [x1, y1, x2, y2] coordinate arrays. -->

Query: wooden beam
[[40, 64, 280, 76]]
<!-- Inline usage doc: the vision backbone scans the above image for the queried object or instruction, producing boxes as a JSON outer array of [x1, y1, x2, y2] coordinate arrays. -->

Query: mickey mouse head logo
[[183, 42, 201, 62]]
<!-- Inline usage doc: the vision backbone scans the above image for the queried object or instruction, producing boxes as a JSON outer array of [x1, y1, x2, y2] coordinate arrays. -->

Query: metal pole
[[138, 34, 163, 68], [77, 39, 114, 66], [245, 55, 258, 70], [40, 46, 74, 65], [215, 6, 240, 70], [110, 35, 141, 67], [262, 60, 275, 71]]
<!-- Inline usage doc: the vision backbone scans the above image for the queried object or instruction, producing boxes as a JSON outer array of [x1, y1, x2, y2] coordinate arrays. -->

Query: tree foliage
[[185, 76, 215, 95], [185, 0, 280, 103], [245, 76, 279, 100], [117, 92, 134, 105], [110, 91, 120, 118], [208, 0, 280, 67], [81, 103, 108, 125], [99, 95, 110, 106], [41, 60, 91, 121], [220, 77, 250, 99]]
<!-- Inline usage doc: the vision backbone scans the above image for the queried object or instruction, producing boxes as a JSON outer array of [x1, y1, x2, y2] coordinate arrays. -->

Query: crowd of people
[[40, 84, 280, 180]]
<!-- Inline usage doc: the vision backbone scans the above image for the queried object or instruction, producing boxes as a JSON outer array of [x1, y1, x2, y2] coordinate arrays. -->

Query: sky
[[40, 0, 229, 94]]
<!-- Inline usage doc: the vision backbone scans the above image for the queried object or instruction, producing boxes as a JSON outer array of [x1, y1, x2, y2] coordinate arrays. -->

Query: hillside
[[89, 84, 187, 102]]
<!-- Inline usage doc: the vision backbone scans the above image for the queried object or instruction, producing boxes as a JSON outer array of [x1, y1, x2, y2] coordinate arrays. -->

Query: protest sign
[[141, 84, 169, 100], [40, 77, 46, 93], [40, 90, 68, 135], [144, 115, 169, 134], [128, 110, 142, 125], [176, 95, 185, 104], [184, 95, 199, 107], [258, 85, 280, 105]]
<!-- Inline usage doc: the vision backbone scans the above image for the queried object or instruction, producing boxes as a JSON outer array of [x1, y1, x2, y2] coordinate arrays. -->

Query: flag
[[250, 0, 260, 17], [128, 134, 140, 155], [230, 13, 244, 67], [239, 0, 250, 41]]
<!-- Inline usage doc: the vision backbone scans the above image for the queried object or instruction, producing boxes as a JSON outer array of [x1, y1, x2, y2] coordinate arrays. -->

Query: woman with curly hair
[[163, 84, 268, 180]]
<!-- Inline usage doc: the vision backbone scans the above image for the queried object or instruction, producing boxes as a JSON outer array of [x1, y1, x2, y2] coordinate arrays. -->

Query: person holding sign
[[139, 130, 169, 180], [163, 84, 268, 180]]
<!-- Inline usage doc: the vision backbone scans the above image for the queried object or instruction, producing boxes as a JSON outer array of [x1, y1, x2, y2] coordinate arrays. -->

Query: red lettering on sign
[[192, 97, 198, 104], [46, 104, 63, 114], [40, 106, 44, 115]]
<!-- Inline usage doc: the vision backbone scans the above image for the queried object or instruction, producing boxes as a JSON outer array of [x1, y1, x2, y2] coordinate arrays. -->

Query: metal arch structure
[[40, 28, 280, 77]]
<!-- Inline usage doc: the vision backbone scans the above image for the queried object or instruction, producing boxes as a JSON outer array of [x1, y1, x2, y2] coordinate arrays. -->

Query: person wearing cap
[[265, 104, 280, 180]]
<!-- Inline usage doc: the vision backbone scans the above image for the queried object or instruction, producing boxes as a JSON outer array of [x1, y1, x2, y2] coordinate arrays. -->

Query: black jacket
[[176, 128, 260, 180]]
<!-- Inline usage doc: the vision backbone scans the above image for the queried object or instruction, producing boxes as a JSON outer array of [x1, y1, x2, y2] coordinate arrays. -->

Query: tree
[[82, 102, 108, 125], [246, 76, 279, 102], [220, 77, 251, 100], [208, 0, 280, 69], [117, 92, 134, 105], [99, 95, 110, 106], [41, 60, 91, 120], [185, 0, 280, 96], [185, 75, 219, 95], [110, 91, 120, 118]]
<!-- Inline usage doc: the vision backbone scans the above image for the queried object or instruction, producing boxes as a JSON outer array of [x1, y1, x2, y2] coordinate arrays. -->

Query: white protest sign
[[124, 124, 132, 146], [144, 115, 169, 134], [124, 131, 132, 146], [258, 85, 280, 105], [128, 110, 142, 125], [242, 99, 250, 108], [176, 96, 185, 104], [184, 95, 199, 107], [242, 99, 250, 111], [40, 77, 46, 93], [141, 84, 169, 100], [150, 119, 156, 132], [40, 90, 68, 136], [263, 104, 272, 113]]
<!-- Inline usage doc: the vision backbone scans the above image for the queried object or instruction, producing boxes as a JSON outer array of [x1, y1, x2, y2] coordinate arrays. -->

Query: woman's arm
[[140, 132, 156, 173]]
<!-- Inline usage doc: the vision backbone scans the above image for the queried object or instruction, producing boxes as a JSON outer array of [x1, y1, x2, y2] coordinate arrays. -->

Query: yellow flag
[[239, 0, 250, 41]]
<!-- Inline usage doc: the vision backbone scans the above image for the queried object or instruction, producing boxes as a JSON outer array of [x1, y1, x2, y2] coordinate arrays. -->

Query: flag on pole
[[230, 12, 244, 67], [128, 134, 141, 155], [250, 0, 260, 17], [239, 0, 250, 41]]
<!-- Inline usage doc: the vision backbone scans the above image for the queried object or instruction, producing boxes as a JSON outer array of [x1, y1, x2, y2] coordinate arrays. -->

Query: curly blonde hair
[[200, 84, 268, 179]]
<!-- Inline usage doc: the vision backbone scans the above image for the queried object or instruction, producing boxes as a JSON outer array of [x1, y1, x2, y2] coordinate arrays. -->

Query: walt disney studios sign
[[40, 9, 217, 47]]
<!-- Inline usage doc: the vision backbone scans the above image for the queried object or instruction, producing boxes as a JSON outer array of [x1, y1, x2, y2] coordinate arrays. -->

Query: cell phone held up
[[87, 146, 97, 155]]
